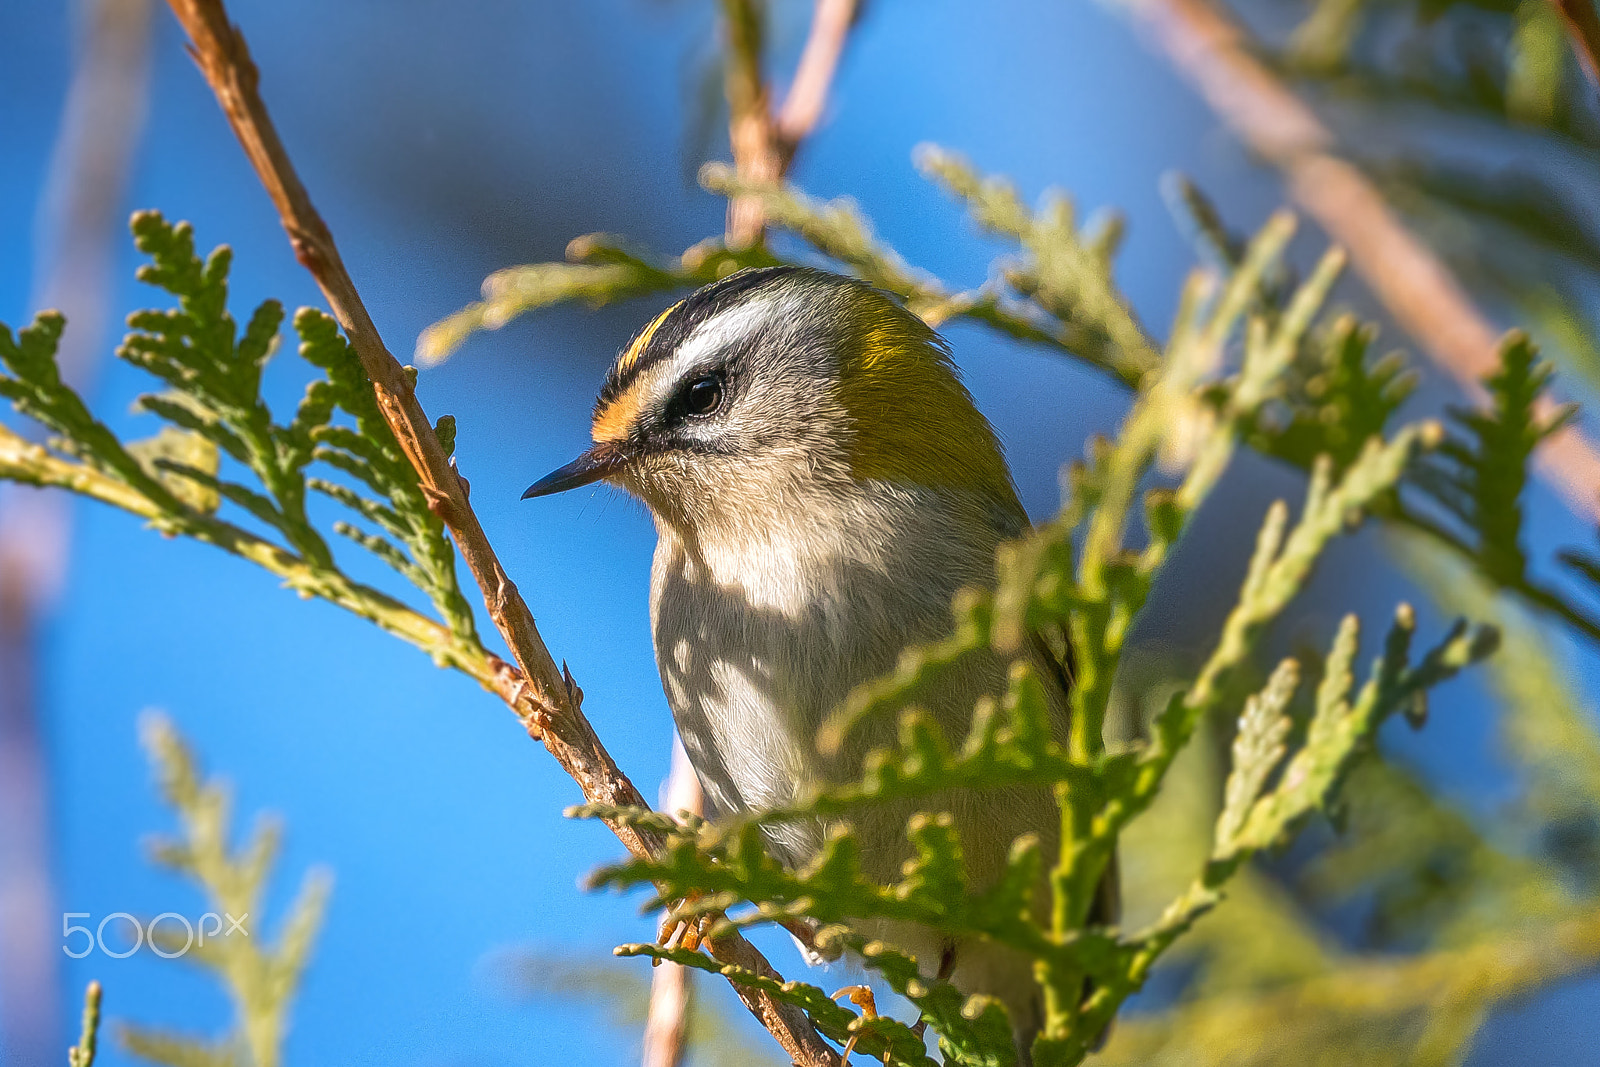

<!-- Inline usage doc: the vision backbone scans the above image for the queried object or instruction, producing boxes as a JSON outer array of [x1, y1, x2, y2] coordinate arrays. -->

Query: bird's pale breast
[[648, 482, 1036, 875]]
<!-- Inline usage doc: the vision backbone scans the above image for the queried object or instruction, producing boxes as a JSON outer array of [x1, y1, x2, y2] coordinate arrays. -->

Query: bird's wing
[[1027, 622, 1076, 709], [1026, 623, 1119, 928]]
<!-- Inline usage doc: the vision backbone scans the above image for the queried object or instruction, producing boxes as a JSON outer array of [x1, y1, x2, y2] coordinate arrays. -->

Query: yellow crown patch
[[615, 300, 683, 377]]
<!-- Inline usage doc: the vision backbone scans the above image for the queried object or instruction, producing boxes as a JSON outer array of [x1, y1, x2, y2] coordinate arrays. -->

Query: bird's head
[[524, 266, 1019, 535]]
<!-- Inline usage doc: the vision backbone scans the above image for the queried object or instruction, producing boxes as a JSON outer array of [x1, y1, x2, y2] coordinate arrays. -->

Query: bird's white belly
[[646, 489, 1028, 872]]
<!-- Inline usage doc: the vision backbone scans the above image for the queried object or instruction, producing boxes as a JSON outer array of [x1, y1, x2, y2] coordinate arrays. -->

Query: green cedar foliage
[[0, 213, 489, 675]]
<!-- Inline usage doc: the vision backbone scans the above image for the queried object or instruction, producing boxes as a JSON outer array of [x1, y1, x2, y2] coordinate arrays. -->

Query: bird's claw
[[654, 897, 711, 966], [831, 985, 878, 1065]]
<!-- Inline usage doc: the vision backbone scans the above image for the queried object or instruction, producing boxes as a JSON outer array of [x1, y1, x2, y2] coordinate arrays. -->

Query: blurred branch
[[720, 0, 859, 245], [1113, 0, 1600, 523], [642, 933, 694, 1067], [641, 740, 703, 1067], [721, 0, 773, 245], [1, 2, 152, 1062], [1552, 0, 1600, 87], [32, 0, 154, 387], [158, 2, 836, 1061], [776, 0, 857, 155]]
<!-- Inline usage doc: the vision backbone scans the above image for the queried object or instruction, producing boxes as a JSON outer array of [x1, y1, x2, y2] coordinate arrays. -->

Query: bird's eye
[[684, 374, 723, 416]]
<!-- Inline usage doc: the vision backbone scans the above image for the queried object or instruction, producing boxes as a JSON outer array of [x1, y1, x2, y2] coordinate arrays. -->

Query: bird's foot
[[831, 984, 878, 1065], [653, 896, 714, 967]]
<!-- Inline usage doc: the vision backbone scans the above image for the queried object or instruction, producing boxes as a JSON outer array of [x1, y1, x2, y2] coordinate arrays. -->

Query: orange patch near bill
[[593, 299, 683, 443], [592, 388, 643, 443]]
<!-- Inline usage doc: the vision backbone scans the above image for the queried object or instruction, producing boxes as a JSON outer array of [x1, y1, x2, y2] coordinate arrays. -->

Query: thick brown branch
[[159, 4, 838, 1063], [1119, 0, 1600, 523]]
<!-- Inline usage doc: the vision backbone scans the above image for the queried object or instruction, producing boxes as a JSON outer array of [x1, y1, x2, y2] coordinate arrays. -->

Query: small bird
[[524, 266, 1112, 1057]]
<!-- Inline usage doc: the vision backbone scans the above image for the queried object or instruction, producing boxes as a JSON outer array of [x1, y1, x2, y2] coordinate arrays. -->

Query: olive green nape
[[836, 297, 1020, 513]]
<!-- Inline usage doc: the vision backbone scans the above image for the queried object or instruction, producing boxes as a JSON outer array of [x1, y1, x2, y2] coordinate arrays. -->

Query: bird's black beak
[[521, 444, 627, 499]]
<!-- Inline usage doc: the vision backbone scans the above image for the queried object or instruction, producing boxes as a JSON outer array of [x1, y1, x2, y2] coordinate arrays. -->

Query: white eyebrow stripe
[[613, 287, 809, 425], [664, 290, 801, 380]]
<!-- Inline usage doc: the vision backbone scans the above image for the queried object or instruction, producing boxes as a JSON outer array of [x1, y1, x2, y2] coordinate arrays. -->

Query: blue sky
[[3, 0, 1597, 1063]]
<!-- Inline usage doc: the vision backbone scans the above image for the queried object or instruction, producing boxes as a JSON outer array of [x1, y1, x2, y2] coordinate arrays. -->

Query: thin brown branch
[[721, 0, 859, 245], [1118, 0, 1600, 523], [1552, 0, 1600, 88], [161, 0, 655, 859], [159, 3, 838, 1063], [641, 740, 703, 1067]]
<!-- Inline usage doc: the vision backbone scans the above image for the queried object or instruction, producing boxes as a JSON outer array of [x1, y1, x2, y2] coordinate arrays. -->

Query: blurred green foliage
[[117, 714, 329, 1067], [68, 982, 102, 1067], [1273, 0, 1600, 394]]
